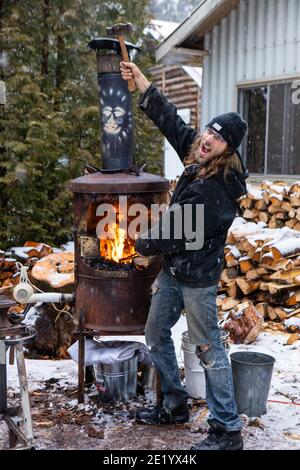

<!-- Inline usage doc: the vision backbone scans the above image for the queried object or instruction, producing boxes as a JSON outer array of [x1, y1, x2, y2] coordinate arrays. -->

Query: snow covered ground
[[1, 315, 300, 450]]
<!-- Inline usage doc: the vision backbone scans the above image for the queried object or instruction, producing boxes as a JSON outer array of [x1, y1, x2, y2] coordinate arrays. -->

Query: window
[[238, 81, 300, 175]]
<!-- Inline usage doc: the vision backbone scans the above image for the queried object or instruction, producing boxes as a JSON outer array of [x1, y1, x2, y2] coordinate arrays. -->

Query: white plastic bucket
[[181, 330, 229, 399], [181, 331, 206, 399]]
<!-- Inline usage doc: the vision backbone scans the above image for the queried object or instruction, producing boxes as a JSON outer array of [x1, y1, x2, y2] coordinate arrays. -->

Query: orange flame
[[100, 222, 136, 264]]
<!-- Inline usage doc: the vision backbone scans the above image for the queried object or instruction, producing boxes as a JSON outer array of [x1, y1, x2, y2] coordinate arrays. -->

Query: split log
[[222, 301, 264, 344], [267, 305, 278, 321], [274, 307, 288, 321], [260, 252, 274, 266], [270, 268, 300, 282], [275, 212, 289, 220], [290, 193, 300, 207], [286, 307, 300, 319], [268, 258, 294, 271], [236, 238, 257, 253], [258, 212, 270, 223], [260, 282, 300, 295], [269, 192, 284, 204], [0, 271, 13, 280], [243, 209, 260, 219], [271, 239, 300, 262], [287, 333, 300, 345], [221, 298, 241, 311], [255, 302, 269, 319], [240, 198, 254, 210], [221, 267, 239, 284], [252, 248, 262, 263], [245, 267, 268, 281], [255, 199, 268, 211], [236, 277, 260, 295], [224, 245, 241, 267], [1, 278, 15, 288], [288, 209, 296, 218], [31, 252, 74, 293], [263, 191, 270, 205], [226, 281, 242, 299], [284, 291, 299, 307], [285, 219, 297, 229], [289, 182, 300, 194], [247, 188, 263, 201], [239, 256, 254, 274], [260, 273, 275, 282], [23, 242, 52, 259], [245, 268, 260, 281], [268, 204, 283, 214]]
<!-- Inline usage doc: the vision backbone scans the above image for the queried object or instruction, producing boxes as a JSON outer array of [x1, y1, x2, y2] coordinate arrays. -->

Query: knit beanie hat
[[206, 112, 248, 150]]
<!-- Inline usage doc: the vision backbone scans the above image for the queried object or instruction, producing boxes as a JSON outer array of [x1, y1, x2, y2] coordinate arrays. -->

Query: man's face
[[197, 127, 228, 161]]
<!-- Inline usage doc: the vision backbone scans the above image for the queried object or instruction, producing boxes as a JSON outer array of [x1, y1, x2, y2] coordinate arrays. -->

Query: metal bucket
[[181, 329, 230, 399], [94, 353, 138, 403], [230, 351, 275, 417], [139, 362, 156, 391]]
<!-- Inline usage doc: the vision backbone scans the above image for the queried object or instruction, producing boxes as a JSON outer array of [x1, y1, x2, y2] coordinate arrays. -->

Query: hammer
[[106, 22, 136, 92]]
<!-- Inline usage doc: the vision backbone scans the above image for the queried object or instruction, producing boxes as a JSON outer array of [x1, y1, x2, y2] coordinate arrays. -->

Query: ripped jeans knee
[[196, 344, 216, 369]]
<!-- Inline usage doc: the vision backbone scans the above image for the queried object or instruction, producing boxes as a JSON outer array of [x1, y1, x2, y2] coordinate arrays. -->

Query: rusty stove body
[[69, 38, 169, 341], [71, 172, 168, 334]]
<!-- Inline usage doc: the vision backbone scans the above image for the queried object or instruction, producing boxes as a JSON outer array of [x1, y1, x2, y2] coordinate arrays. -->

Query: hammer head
[[106, 22, 133, 38]]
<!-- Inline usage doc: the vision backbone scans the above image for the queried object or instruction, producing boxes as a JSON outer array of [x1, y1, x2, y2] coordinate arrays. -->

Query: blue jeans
[[145, 269, 242, 432]]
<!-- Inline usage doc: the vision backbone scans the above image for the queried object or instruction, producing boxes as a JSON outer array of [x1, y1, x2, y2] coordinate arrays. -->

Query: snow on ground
[[1, 316, 300, 450], [229, 330, 300, 450], [6, 358, 78, 390]]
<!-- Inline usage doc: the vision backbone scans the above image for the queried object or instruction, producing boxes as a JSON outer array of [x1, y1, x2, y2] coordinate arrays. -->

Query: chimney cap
[[88, 38, 141, 53]]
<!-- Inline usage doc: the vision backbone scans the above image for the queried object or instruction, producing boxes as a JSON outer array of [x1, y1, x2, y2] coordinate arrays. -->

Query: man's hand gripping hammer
[[106, 22, 136, 92]]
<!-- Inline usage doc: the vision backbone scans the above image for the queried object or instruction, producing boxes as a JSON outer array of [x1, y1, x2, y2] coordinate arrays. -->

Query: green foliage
[[0, 0, 163, 250]]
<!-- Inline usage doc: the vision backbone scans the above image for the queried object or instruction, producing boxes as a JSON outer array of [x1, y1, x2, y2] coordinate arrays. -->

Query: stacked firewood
[[218, 217, 300, 327], [0, 242, 53, 295], [240, 181, 300, 231], [0, 242, 75, 357], [0, 241, 75, 296], [0, 252, 19, 295]]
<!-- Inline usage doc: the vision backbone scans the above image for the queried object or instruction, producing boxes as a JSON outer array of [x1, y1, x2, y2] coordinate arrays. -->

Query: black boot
[[191, 422, 243, 451], [136, 401, 189, 425]]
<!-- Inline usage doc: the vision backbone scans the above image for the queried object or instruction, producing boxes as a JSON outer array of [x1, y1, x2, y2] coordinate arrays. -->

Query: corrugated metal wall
[[201, 0, 300, 129]]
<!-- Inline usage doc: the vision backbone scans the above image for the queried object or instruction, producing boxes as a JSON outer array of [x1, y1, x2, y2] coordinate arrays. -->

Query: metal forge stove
[[69, 38, 169, 402]]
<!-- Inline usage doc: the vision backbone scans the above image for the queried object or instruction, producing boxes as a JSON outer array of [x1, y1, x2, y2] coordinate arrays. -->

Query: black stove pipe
[[88, 38, 141, 171]]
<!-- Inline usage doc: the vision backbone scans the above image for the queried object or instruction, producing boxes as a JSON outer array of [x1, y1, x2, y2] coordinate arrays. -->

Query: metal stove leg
[[0, 340, 7, 413], [9, 345, 15, 365], [15, 343, 33, 446], [78, 309, 85, 404], [9, 426, 18, 448], [78, 331, 85, 403]]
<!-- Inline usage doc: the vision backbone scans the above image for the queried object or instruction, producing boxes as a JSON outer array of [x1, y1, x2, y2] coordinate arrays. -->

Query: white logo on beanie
[[213, 122, 222, 131]]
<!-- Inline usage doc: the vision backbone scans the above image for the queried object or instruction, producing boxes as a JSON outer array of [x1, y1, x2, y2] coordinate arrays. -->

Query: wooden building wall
[[149, 65, 201, 130]]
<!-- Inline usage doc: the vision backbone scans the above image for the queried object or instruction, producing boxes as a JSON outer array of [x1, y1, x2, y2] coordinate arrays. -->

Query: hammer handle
[[118, 35, 136, 92]]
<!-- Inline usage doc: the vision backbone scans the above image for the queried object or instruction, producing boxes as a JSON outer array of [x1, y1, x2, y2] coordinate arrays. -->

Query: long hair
[[184, 134, 243, 181]]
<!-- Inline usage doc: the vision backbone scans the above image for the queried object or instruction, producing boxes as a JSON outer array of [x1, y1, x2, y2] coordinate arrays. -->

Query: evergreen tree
[[0, 0, 163, 249]]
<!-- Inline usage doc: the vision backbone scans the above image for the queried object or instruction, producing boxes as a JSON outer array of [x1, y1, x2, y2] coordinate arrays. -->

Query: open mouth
[[200, 143, 211, 155], [104, 123, 121, 135]]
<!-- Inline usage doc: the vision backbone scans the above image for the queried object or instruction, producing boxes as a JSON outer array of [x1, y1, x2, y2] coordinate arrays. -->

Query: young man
[[120, 61, 248, 451]]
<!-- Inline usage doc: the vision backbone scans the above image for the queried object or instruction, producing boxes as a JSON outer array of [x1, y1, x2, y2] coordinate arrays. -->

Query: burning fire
[[100, 222, 136, 264]]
